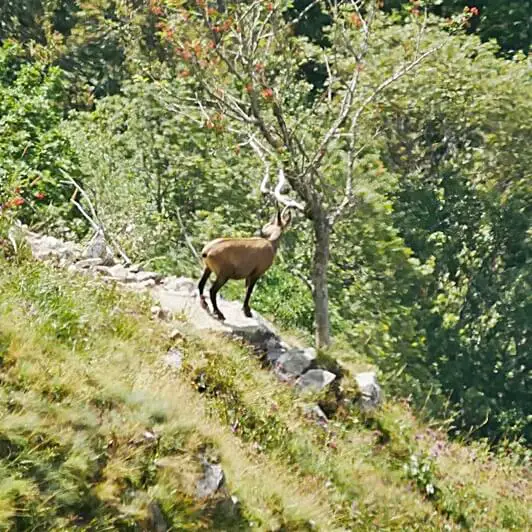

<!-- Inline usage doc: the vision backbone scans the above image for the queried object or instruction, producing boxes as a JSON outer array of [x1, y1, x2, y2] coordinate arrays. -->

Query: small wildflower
[[261, 87, 273, 99]]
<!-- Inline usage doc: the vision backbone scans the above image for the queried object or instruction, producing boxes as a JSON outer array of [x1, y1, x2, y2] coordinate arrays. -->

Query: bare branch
[[329, 125, 381, 224], [60, 170, 99, 222], [351, 40, 446, 130], [286, 0, 321, 29], [324, 53, 334, 103], [291, 269, 315, 294], [70, 196, 101, 233], [351, 0, 370, 35], [249, 137, 273, 194], [249, 137, 304, 211], [59, 170, 132, 264], [301, 3, 376, 178], [175, 207, 201, 264], [415, 6, 429, 58]]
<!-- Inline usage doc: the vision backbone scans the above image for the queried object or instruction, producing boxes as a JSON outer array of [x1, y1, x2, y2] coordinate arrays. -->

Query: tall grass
[[0, 254, 529, 530]]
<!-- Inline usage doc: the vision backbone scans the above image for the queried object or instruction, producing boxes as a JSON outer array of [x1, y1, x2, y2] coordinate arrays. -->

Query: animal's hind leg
[[210, 276, 229, 321], [198, 267, 211, 310]]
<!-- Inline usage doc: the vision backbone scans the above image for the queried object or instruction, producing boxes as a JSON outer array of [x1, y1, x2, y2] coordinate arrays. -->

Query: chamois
[[198, 207, 292, 321]]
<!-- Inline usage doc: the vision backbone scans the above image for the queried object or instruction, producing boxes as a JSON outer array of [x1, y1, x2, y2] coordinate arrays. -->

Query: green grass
[[0, 254, 529, 530]]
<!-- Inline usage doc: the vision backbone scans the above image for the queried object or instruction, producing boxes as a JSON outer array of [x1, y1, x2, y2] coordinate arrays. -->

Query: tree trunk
[[312, 215, 331, 348]]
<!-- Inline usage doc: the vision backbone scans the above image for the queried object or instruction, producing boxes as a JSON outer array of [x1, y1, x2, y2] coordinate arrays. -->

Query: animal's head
[[260, 206, 292, 241]]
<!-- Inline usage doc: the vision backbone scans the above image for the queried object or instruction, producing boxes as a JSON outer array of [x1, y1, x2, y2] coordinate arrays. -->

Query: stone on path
[[297, 369, 336, 391], [196, 459, 225, 499], [275, 348, 317, 380], [355, 371, 382, 411]]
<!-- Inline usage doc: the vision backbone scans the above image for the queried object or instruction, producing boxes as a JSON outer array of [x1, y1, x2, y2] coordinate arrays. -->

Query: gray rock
[[58, 244, 77, 258], [75, 257, 104, 269], [266, 348, 284, 365], [39, 235, 63, 250], [355, 371, 382, 411], [32, 248, 56, 261], [264, 337, 288, 364], [229, 317, 278, 346], [163, 348, 182, 369], [147, 501, 167, 532], [83, 232, 114, 266], [304, 404, 328, 424], [129, 263, 142, 273], [136, 271, 162, 283], [151, 305, 172, 321], [196, 459, 224, 499], [265, 337, 287, 352], [169, 329, 184, 341], [163, 276, 197, 294], [125, 279, 156, 293], [143, 431, 158, 442], [275, 348, 316, 380], [297, 369, 336, 391], [27, 233, 79, 263], [100, 264, 137, 282], [108, 264, 129, 280], [22, 229, 72, 262], [215, 496, 241, 521]]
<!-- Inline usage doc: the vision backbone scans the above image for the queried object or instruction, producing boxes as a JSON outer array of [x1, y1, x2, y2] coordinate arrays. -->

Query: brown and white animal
[[198, 207, 292, 320]]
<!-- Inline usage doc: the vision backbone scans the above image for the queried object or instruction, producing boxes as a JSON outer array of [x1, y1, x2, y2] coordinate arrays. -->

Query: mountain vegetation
[[0, 1, 530, 528]]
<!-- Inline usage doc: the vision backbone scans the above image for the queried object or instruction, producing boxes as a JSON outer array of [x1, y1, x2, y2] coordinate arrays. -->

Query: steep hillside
[[0, 240, 529, 530]]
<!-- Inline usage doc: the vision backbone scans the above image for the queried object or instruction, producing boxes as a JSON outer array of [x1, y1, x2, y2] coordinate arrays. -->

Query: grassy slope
[[0, 254, 529, 531]]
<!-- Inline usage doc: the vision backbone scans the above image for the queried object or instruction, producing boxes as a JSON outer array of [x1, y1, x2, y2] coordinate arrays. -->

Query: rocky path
[[19, 226, 381, 409]]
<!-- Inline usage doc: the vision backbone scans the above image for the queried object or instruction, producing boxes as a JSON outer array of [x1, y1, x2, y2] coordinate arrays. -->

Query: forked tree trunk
[[312, 215, 331, 348]]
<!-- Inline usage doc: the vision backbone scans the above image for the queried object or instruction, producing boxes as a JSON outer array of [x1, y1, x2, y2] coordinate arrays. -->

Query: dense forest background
[[0, 0, 530, 446]]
